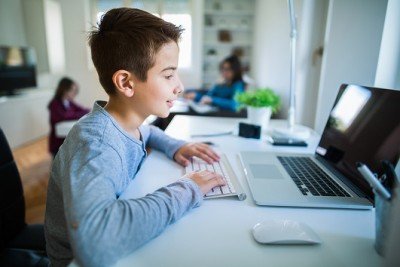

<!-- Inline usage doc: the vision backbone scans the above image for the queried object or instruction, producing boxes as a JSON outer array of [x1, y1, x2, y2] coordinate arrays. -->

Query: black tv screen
[[0, 46, 37, 95]]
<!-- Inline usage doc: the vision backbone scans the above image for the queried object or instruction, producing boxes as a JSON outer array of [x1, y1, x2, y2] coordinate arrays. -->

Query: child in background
[[44, 8, 225, 267], [185, 55, 246, 111], [48, 77, 90, 157]]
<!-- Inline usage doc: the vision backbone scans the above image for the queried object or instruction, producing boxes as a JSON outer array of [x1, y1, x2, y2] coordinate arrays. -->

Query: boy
[[44, 8, 226, 267]]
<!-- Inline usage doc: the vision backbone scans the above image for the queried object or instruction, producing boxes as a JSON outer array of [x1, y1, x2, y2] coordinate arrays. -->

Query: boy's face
[[133, 41, 183, 118]]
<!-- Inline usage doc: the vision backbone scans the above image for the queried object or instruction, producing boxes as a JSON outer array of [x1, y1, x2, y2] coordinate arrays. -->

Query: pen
[[191, 131, 233, 138], [357, 162, 391, 200], [381, 160, 397, 194]]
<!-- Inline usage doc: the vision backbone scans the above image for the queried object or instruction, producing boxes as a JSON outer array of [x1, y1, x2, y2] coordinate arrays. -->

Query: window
[[95, 0, 192, 68]]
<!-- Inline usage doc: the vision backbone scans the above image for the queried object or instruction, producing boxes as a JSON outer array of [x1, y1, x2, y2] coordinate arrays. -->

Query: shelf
[[204, 26, 252, 32], [204, 42, 252, 47], [202, 0, 255, 87], [204, 56, 251, 63], [205, 10, 253, 16], [203, 70, 220, 76]]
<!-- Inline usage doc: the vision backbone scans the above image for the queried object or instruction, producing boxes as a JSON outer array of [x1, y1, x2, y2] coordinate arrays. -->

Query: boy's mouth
[[166, 100, 174, 108]]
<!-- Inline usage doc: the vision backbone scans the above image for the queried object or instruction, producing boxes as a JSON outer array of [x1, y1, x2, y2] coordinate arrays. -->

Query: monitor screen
[[316, 84, 400, 200], [0, 46, 37, 94]]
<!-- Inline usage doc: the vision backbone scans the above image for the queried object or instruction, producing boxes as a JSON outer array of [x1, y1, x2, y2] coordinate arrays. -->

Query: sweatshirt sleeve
[[63, 144, 203, 267], [141, 125, 186, 159], [209, 82, 245, 111]]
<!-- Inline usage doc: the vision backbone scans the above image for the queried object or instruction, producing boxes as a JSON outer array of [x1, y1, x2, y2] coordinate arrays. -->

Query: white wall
[[0, 0, 26, 46], [179, 0, 203, 89], [44, 0, 66, 74], [22, 0, 50, 73], [252, 0, 328, 128], [295, 0, 328, 128], [59, 0, 106, 107], [21, 0, 66, 88], [252, 0, 295, 119], [375, 0, 400, 90], [315, 0, 388, 133]]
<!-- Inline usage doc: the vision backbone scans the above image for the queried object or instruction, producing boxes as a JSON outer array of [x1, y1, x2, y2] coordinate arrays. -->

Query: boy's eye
[[165, 75, 173, 80]]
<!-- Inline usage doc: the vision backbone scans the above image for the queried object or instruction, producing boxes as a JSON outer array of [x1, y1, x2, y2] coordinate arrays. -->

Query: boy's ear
[[112, 70, 136, 97]]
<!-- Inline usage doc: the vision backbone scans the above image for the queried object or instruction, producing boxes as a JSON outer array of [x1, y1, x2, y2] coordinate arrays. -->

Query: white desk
[[115, 116, 381, 267]]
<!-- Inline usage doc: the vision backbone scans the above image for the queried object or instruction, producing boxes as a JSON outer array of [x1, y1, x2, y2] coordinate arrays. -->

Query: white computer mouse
[[252, 219, 322, 245]]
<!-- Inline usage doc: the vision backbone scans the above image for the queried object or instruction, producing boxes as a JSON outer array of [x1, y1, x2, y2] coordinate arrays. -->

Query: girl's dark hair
[[220, 55, 243, 84], [53, 77, 75, 101]]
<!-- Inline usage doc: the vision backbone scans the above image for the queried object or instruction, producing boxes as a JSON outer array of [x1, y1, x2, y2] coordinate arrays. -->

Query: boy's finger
[[207, 175, 226, 189], [197, 143, 220, 158], [194, 151, 213, 164], [196, 170, 211, 177], [175, 154, 189, 166], [197, 146, 220, 161]]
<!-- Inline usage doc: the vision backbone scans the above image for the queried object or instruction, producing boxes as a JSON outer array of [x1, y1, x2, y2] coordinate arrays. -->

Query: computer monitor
[[316, 84, 400, 200], [0, 46, 37, 96]]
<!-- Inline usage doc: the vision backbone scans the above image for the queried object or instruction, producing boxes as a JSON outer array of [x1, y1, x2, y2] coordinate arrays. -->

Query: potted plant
[[235, 88, 280, 129]]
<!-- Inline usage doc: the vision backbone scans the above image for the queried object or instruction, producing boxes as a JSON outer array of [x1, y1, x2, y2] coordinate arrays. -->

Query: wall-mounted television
[[0, 46, 37, 96]]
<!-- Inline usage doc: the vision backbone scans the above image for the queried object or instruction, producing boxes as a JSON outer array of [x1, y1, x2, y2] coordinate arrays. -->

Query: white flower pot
[[247, 106, 272, 130]]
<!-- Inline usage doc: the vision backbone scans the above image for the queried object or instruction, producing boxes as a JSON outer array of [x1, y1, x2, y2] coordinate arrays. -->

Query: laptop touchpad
[[250, 164, 284, 179]]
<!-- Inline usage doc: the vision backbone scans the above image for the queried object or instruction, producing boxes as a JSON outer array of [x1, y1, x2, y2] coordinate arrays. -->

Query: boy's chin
[[156, 110, 170, 118]]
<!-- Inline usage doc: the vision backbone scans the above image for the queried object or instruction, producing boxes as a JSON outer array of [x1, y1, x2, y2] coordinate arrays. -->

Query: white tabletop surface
[[114, 116, 382, 267]]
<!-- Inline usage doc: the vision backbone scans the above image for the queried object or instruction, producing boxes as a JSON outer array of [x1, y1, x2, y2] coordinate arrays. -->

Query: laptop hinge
[[315, 155, 373, 202]]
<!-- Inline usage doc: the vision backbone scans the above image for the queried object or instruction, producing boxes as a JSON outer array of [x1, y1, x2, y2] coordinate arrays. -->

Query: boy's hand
[[174, 143, 220, 166], [187, 170, 226, 195]]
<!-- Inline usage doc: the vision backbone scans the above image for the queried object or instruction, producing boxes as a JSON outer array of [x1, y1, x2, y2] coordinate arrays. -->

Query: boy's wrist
[[171, 141, 187, 159], [179, 177, 204, 205]]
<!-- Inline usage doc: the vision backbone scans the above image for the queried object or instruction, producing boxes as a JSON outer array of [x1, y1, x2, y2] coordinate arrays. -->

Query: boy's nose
[[175, 76, 184, 95]]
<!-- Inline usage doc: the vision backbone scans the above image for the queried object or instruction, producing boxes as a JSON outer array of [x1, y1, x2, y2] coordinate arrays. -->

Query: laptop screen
[[316, 84, 400, 200]]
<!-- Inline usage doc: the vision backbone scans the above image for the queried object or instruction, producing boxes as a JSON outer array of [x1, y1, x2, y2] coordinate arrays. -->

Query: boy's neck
[[104, 97, 146, 139]]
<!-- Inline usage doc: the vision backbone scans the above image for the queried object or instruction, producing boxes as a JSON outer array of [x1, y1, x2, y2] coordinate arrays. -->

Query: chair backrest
[[0, 128, 26, 250]]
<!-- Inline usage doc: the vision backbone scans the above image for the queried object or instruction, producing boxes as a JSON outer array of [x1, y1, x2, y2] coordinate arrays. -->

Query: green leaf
[[235, 88, 281, 113]]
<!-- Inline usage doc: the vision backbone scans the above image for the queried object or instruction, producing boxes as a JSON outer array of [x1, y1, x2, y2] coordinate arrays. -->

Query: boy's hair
[[88, 8, 183, 95]]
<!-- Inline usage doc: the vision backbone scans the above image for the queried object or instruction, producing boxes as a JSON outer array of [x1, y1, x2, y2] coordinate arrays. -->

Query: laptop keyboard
[[185, 157, 236, 197], [277, 156, 350, 197]]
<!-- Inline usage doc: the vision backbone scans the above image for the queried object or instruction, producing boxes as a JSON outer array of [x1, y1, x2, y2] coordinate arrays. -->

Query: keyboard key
[[185, 157, 237, 197], [221, 185, 231, 194], [277, 156, 350, 198]]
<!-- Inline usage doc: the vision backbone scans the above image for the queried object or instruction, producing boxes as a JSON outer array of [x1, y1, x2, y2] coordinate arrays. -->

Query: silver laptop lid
[[314, 84, 400, 201]]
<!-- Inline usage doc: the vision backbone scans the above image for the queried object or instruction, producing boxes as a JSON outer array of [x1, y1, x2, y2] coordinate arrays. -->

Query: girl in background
[[185, 55, 245, 111], [48, 77, 90, 157]]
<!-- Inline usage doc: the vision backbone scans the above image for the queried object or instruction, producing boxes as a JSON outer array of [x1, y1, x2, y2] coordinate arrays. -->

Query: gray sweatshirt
[[44, 101, 203, 267]]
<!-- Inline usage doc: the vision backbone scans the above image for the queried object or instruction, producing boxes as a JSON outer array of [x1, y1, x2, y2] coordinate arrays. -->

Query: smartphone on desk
[[269, 137, 307, 147]]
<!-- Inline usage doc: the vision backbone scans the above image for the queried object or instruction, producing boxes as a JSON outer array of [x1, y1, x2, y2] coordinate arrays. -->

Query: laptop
[[239, 84, 400, 209]]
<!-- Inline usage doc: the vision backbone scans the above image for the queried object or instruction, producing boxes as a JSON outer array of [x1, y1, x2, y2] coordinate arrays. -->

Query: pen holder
[[374, 190, 392, 256]]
